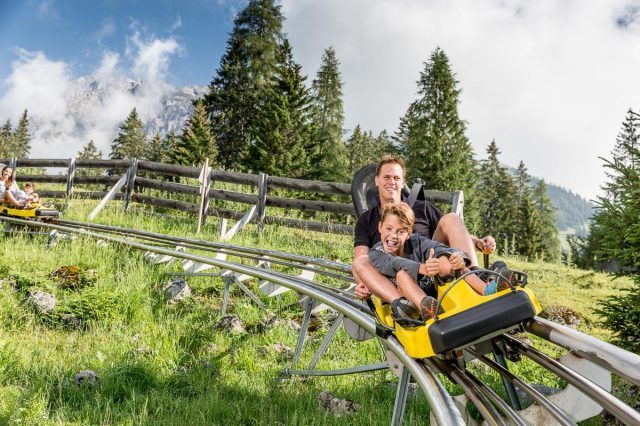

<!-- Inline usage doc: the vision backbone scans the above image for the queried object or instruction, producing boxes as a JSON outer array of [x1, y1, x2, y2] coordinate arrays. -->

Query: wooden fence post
[[9, 157, 16, 170], [196, 158, 210, 235], [202, 163, 213, 226], [124, 158, 138, 213], [65, 157, 76, 203], [257, 172, 268, 233]]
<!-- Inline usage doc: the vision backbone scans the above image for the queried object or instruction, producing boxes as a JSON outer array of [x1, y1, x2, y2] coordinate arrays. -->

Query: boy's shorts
[[388, 276, 437, 298]]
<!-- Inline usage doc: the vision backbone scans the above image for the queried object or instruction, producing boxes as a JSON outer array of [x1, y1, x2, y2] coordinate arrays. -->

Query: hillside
[[0, 203, 633, 424]]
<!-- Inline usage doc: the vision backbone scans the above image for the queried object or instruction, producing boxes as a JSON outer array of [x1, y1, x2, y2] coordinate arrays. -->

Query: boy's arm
[[368, 245, 421, 281]]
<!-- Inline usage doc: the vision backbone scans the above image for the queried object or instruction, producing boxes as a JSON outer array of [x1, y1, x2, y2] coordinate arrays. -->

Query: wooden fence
[[1, 158, 462, 234], [1, 158, 357, 233]]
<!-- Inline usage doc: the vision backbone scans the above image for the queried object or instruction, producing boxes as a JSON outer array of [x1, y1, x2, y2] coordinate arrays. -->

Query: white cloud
[[128, 31, 181, 82], [0, 33, 183, 160], [282, 0, 640, 199], [95, 18, 116, 44], [171, 15, 182, 31], [36, 0, 58, 21]]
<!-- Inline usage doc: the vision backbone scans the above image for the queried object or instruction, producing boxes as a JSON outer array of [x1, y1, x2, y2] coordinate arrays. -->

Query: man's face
[[375, 163, 404, 203], [378, 214, 410, 255]]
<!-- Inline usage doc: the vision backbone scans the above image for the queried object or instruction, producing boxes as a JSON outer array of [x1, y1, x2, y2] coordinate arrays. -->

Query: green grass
[[0, 199, 635, 424]]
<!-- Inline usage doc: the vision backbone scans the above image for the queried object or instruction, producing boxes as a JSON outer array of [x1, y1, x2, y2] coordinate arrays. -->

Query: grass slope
[[0, 202, 634, 425]]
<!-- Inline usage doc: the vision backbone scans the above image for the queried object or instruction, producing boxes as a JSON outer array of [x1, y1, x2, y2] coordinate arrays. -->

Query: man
[[352, 154, 496, 301]]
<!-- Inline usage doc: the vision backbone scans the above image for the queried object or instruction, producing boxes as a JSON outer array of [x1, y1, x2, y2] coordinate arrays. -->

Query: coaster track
[[3, 216, 640, 425]]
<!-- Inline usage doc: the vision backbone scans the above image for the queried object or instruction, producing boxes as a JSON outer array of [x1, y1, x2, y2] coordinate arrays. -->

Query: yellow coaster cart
[[373, 269, 543, 358], [0, 202, 60, 220]]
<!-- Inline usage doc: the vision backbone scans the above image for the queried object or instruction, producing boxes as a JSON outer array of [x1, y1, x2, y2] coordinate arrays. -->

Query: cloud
[[95, 18, 116, 44], [171, 15, 182, 31], [0, 32, 183, 160], [36, 0, 58, 21], [281, 0, 640, 199]]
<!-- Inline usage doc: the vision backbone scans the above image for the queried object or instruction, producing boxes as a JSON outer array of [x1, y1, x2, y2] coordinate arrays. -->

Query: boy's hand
[[449, 251, 465, 270], [424, 248, 440, 277]]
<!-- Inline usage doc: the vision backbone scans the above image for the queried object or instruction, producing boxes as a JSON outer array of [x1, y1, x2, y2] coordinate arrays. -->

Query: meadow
[[0, 201, 634, 425]]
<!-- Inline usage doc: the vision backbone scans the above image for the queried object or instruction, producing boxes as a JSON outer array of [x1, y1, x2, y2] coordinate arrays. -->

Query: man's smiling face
[[378, 213, 410, 256], [375, 163, 404, 204]]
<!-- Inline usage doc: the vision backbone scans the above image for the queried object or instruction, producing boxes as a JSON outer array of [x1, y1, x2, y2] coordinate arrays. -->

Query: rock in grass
[[258, 312, 278, 332], [272, 342, 293, 358], [317, 391, 360, 416], [214, 315, 245, 334], [257, 342, 293, 358], [61, 313, 83, 330], [27, 290, 56, 314], [539, 305, 583, 329], [74, 370, 99, 386], [163, 278, 191, 304], [51, 265, 97, 290]]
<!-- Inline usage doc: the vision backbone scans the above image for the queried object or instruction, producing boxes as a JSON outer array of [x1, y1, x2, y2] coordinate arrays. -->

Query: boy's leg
[[352, 256, 401, 303], [395, 269, 426, 308]]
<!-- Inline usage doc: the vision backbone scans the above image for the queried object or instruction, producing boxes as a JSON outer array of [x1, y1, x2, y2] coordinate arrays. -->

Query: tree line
[[568, 108, 640, 352], [0, 0, 560, 263]]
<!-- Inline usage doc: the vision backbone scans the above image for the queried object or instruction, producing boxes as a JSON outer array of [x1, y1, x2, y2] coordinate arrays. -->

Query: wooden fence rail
[[5, 158, 357, 234], [3, 158, 459, 235]]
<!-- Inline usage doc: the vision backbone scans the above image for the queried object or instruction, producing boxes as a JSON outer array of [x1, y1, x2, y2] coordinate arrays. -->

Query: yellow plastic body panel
[[374, 278, 543, 359], [0, 203, 59, 220]]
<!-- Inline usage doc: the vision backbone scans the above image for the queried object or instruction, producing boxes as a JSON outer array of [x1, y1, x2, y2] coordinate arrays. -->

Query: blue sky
[[2, 0, 640, 199], [0, 0, 236, 86]]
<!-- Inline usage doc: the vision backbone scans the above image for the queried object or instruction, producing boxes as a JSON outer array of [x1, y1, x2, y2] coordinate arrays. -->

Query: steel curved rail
[[3, 216, 466, 425], [526, 316, 640, 388]]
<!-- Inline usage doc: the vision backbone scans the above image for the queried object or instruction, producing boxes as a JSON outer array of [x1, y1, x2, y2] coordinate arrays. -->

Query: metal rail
[[1, 217, 466, 425], [526, 316, 640, 387], [4, 217, 640, 425]]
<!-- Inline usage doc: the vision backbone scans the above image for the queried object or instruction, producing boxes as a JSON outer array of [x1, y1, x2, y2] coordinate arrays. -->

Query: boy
[[369, 202, 510, 327]]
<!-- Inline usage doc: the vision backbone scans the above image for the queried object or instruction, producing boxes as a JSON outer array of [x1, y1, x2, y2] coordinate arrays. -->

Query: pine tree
[[592, 108, 640, 268], [13, 110, 30, 158], [478, 140, 518, 253], [591, 108, 640, 352], [344, 126, 391, 176], [533, 180, 560, 261], [145, 133, 166, 163], [172, 101, 216, 166], [0, 119, 13, 158], [110, 108, 146, 160], [512, 161, 546, 259], [204, 0, 284, 170], [402, 48, 479, 231], [163, 130, 179, 163], [247, 39, 312, 178], [77, 140, 102, 159], [308, 47, 348, 182], [77, 140, 103, 177]]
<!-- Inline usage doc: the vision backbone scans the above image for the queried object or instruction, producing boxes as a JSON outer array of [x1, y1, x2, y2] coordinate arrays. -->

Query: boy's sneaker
[[420, 295, 444, 321], [490, 261, 516, 290], [391, 298, 423, 327]]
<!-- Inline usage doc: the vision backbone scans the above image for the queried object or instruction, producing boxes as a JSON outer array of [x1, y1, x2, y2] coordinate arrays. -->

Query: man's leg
[[352, 255, 401, 303], [432, 213, 479, 267]]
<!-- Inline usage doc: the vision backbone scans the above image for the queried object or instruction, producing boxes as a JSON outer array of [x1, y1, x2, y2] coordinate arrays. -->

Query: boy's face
[[378, 214, 411, 255], [24, 187, 33, 194], [375, 163, 404, 203]]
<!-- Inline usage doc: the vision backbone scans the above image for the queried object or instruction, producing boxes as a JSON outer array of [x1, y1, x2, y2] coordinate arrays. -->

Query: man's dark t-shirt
[[354, 199, 444, 248]]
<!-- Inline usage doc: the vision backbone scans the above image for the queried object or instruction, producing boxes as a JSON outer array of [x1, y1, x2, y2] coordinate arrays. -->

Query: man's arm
[[352, 245, 372, 299], [470, 235, 496, 254]]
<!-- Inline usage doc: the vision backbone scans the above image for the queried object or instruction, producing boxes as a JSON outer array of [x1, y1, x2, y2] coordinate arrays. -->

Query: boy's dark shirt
[[354, 199, 444, 249], [368, 234, 463, 281]]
